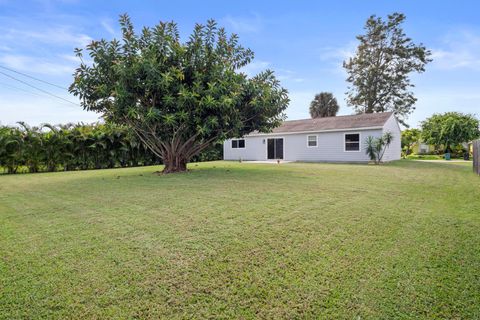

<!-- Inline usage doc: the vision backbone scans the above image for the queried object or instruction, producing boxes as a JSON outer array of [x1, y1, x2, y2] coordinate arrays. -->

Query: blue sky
[[0, 0, 479, 127]]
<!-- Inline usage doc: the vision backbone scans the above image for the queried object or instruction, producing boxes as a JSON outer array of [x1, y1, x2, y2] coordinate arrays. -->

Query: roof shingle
[[253, 112, 394, 135]]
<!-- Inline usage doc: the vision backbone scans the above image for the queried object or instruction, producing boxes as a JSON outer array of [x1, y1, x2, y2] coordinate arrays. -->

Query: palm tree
[[365, 132, 394, 164], [41, 124, 73, 172], [0, 126, 24, 173], [17, 122, 43, 173], [309, 92, 340, 118]]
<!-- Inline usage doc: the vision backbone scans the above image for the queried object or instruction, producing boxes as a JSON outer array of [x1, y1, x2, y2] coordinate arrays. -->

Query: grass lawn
[[1, 161, 479, 319]]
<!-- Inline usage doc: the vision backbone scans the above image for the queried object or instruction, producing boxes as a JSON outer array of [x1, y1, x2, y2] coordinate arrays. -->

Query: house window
[[307, 135, 317, 147], [345, 133, 360, 151], [231, 139, 245, 149]]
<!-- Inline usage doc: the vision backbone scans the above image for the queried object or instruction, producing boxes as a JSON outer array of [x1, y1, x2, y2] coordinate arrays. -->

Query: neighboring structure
[[467, 141, 474, 155], [224, 112, 401, 162], [413, 142, 435, 154], [412, 141, 472, 155]]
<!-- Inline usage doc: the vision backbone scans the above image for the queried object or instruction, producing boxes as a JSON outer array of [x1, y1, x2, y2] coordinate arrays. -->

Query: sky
[[0, 0, 479, 128]]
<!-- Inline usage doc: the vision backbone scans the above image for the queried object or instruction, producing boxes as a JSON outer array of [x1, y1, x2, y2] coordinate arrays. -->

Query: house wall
[[381, 114, 402, 161], [224, 128, 388, 162], [223, 136, 266, 161]]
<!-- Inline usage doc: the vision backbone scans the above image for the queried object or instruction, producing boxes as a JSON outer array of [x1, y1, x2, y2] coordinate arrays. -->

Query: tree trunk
[[162, 154, 188, 174]]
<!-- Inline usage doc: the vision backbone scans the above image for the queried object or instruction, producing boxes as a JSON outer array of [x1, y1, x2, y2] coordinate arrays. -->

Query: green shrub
[[1, 122, 224, 174], [405, 154, 444, 160]]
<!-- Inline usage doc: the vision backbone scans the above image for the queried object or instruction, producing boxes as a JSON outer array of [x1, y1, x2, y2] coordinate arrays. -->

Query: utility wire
[[0, 81, 46, 98], [0, 80, 80, 109], [0, 70, 79, 106], [0, 65, 69, 90]]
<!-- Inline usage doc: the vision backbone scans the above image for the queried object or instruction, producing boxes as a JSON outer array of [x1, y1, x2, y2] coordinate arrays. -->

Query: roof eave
[[247, 126, 384, 137]]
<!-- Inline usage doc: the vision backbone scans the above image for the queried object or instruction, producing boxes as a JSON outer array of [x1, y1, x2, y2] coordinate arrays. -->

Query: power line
[[0, 65, 69, 90], [0, 80, 81, 109], [0, 70, 80, 106], [0, 81, 46, 98]]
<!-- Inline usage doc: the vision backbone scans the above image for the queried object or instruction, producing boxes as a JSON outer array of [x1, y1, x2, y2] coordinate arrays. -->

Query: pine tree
[[343, 13, 432, 125]]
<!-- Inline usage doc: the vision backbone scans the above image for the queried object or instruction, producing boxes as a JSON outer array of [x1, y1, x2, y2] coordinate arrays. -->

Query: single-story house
[[413, 142, 435, 154], [223, 112, 401, 162]]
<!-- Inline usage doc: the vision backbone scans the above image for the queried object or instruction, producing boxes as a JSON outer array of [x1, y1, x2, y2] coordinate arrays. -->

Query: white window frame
[[307, 135, 318, 148], [344, 132, 361, 152], [231, 139, 246, 149]]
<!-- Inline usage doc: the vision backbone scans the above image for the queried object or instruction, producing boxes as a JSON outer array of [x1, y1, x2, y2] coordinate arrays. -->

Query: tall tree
[[70, 15, 289, 173], [421, 112, 480, 153], [343, 13, 432, 125], [309, 92, 339, 118]]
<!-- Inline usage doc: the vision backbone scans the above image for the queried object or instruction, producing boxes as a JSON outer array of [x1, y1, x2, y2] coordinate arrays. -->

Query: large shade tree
[[309, 92, 339, 118], [421, 112, 480, 153], [70, 15, 289, 173], [343, 13, 432, 125]]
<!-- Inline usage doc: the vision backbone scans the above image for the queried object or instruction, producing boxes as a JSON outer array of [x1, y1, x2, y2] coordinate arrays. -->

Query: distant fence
[[474, 140, 480, 175]]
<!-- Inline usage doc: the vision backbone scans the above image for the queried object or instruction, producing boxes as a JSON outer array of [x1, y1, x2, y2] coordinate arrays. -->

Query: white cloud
[[0, 26, 92, 48], [240, 61, 306, 84], [0, 54, 76, 76], [239, 60, 270, 77], [0, 9, 98, 125], [277, 74, 305, 83], [0, 20, 91, 77], [431, 29, 480, 70], [292, 78, 305, 83], [319, 41, 356, 62], [222, 13, 263, 33], [0, 92, 98, 126], [0, 45, 12, 52], [318, 41, 356, 76], [101, 18, 117, 37]]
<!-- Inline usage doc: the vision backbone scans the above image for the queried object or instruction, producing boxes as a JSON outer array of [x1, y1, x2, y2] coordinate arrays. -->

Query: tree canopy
[[401, 128, 421, 156], [343, 13, 432, 125], [70, 15, 289, 173], [309, 92, 339, 118], [421, 112, 480, 152]]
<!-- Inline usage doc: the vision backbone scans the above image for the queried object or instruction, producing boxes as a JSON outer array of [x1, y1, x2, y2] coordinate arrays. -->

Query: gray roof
[[257, 112, 394, 135]]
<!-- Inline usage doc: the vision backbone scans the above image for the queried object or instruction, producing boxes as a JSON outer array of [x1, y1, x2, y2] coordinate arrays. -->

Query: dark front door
[[267, 138, 284, 160]]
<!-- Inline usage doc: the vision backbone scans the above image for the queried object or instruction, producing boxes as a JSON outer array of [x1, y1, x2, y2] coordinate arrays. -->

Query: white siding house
[[224, 112, 401, 162]]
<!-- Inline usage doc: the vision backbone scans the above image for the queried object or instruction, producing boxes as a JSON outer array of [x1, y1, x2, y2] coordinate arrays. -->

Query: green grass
[[1, 161, 479, 319]]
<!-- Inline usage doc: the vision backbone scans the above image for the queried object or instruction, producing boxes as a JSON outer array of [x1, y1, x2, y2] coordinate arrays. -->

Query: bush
[[1, 122, 223, 174], [405, 154, 444, 160]]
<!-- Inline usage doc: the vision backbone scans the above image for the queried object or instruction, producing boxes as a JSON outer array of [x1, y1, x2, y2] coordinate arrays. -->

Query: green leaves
[[146, 108, 161, 122], [365, 131, 395, 164], [421, 112, 480, 152], [69, 14, 289, 172], [0, 122, 160, 173], [401, 128, 421, 155], [162, 114, 177, 126], [309, 92, 339, 118], [344, 12, 432, 125]]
